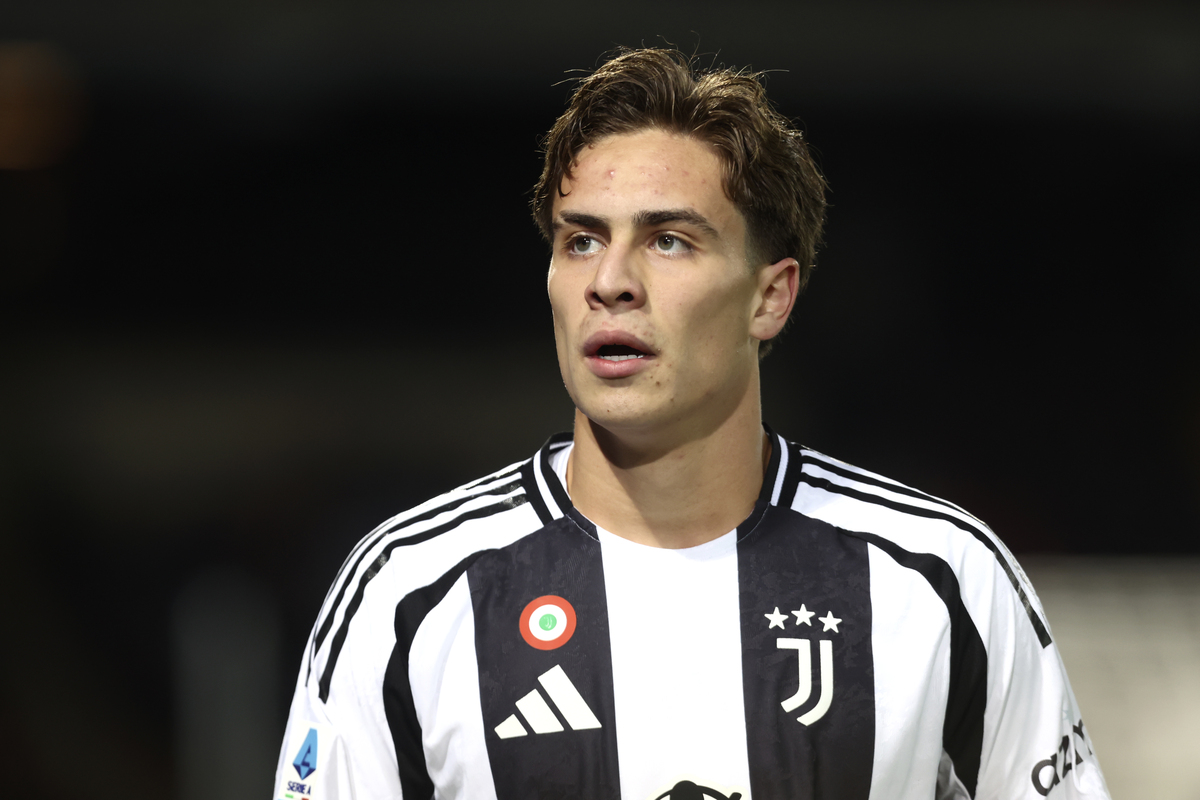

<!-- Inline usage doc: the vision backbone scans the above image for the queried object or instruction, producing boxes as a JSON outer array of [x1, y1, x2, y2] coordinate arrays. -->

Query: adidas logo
[[494, 664, 601, 738]]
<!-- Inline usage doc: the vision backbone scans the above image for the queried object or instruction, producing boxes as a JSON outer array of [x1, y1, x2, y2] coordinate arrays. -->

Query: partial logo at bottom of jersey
[[766, 604, 841, 726], [520, 595, 577, 650], [292, 727, 318, 780], [494, 664, 601, 738], [652, 780, 742, 800]]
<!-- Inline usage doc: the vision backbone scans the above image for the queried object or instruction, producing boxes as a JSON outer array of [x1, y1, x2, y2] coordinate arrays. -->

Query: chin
[[574, 396, 665, 435]]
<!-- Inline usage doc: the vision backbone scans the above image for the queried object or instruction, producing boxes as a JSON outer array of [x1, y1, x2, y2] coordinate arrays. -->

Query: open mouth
[[596, 344, 648, 362]]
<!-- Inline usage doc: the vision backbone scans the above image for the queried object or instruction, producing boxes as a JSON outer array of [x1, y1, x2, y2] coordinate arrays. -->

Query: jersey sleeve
[[270, 460, 535, 800], [273, 536, 413, 800], [962, 551, 1111, 800], [273, 615, 405, 800], [274, 703, 363, 800]]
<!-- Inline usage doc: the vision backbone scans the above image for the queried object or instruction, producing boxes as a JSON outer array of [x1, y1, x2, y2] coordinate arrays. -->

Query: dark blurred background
[[2, 1, 1197, 798]]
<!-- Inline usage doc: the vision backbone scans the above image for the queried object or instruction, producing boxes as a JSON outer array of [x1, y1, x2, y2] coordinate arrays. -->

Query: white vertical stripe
[[538, 665, 601, 730], [600, 526, 751, 799], [408, 574, 500, 800], [515, 689, 564, 734], [865, 544, 951, 800]]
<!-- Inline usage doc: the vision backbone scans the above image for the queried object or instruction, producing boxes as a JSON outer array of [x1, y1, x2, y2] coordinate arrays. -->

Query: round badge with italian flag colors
[[519, 595, 577, 650]]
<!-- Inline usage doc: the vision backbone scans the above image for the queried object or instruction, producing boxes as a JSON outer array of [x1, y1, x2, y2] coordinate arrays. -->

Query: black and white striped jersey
[[275, 431, 1110, 800]]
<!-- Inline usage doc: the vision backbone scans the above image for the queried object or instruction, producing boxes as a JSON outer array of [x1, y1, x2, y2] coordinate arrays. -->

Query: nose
[[586, 245, 646, 310]]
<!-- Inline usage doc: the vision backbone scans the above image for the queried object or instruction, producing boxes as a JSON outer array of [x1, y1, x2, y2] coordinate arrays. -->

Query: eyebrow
[[633, 208, 720, 239], [552, 208, 720, 240], [553, 211, 608, 234]]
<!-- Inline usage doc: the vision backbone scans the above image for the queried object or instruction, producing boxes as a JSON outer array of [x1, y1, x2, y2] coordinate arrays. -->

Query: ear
[[749, 257, 799, 342]]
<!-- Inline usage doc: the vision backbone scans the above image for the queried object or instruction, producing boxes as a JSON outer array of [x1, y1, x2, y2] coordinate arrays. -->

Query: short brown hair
[[532, 48, 828, 288]]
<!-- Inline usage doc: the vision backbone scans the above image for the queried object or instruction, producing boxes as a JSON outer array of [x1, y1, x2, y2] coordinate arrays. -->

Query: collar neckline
[[533, 426, 783, 542]]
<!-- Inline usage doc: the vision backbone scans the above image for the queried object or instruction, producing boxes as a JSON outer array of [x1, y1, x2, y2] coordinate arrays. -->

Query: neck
[[566, 380, 769, 549]]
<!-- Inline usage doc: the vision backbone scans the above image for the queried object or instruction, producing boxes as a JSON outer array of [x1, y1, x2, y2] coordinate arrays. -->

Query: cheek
[[547, 275, 572, 326], [549, 299, 570, 351], [547, 259, 585, 304], [682, 282, 753, 341], [694, 295, 757, 376], [547, 274, 580, 370]]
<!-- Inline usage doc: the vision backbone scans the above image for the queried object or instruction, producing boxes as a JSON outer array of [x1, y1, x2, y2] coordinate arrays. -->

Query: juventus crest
[[764, 604, 841, 725]]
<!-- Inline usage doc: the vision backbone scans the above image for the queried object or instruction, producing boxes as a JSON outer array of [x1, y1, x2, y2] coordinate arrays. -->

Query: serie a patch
[[277, 722, 332, 800]]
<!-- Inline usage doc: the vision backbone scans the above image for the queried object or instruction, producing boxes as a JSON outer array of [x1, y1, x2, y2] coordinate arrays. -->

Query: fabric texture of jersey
[[275, 431, 1110, 800]]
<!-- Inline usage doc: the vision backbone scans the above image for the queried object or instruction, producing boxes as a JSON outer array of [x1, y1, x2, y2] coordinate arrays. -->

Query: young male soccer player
[[275, 49, 1111, 800]]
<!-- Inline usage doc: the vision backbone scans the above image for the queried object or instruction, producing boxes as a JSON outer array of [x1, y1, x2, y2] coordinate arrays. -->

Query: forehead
[[554, 129, 740, 230]]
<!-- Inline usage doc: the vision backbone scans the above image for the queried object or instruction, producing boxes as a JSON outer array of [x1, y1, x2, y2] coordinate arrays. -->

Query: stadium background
[[2, 2, 1198, 797]]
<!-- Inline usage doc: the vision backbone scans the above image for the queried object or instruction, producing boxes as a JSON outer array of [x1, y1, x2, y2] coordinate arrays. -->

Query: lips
[[582, 330, 655, 378], [583, 330, 654, 358]]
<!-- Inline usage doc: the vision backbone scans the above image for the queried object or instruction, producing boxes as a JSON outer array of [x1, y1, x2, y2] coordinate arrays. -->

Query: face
[[547, 128, 790, 440]]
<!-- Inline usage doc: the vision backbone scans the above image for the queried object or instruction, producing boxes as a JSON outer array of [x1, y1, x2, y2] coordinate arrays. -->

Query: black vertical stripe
[[383, 553, 489, 800], [796, 470, 1052, 649], [738, 506, 876, 800], [843, 531, 987, 798], [469, 516, 621, 800]]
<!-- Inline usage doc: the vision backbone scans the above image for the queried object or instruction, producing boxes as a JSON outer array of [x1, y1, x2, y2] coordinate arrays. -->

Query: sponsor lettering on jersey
[[494, 663, 602, 738], [519, 595, 577, 650], [766, 604, 842, 725], [1030, 718, 1095, 796]]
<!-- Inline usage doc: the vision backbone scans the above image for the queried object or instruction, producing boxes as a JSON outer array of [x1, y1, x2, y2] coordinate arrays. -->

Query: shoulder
[[776, 437, 996, 559], [771, 435, 1052, 648], [775, 438, 967, 516], [305, 437, 574, 701], [334, 458, 531, 588], [331, 430, 575, 593]]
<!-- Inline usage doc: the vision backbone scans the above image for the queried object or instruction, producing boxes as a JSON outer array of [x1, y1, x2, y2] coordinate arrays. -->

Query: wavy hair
[[532, 47, 828, 295]]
